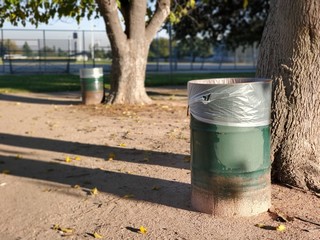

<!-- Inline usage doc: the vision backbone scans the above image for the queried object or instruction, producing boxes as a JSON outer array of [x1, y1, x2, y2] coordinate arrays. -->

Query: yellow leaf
[[152, 186, 161, 191], [276, 224, 286, 232], [119, 143, 126, 147], [65, 156, 71, 163], [123, 194, 134, 199], [16, 154, 22, 159], [183, 156, 191, 162], [243, 0, 249, 8], [1, 170, 10, 174], [60, 228, 74, 234], [52, 224, 74, 235], [52, 224, 60, 230], [72, 184, 81, 189], [74, 156, 81, 161], [93, 232, 103, 238], [255, 223, 265, 228], [138, 226, 147, 234], [142, 157, 149, 162], [107, 152, 116, 160], [91, 187, 99, 195]]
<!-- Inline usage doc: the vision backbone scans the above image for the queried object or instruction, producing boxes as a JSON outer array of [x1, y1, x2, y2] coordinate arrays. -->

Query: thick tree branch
[[145, 0, 170, 44], [95, 0, 127, 51], [129, 0, 147, 40]]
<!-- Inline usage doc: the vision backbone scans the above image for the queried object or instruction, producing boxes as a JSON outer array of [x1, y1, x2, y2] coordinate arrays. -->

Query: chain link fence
[[0, 29, 257, 74]]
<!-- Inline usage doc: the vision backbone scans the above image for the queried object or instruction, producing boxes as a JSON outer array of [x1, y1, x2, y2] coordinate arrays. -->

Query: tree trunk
[[96, 0, 170, 105], [107, 39, 152, 104], [256, 0, 320, 192]]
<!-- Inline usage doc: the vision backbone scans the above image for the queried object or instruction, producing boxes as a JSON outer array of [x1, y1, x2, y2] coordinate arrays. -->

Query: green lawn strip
[[145, 72, 255, 86], [0, 72, 255, 93]]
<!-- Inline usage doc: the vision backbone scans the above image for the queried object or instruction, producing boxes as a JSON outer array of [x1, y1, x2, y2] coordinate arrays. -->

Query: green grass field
[[0, 72, 255, 93]]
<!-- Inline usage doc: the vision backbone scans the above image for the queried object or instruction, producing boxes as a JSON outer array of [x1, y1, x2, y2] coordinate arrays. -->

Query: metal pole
[[43, 30, 46, 72], [83, 30, 86, 67], [168, 23, 172, 81], [1, 29, 4, 73]]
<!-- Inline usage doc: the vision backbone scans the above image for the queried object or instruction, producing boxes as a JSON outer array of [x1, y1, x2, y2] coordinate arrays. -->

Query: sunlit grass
[[0, 71, 255, 93]]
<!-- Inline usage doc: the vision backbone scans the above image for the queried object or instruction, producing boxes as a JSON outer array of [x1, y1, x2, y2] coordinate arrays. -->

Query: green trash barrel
[[80, 68, 104, 105], [188, 78, 272, 217]]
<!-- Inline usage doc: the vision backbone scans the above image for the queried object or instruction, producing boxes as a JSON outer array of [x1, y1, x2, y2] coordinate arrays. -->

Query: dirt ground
[[0, 87, 319, 240]]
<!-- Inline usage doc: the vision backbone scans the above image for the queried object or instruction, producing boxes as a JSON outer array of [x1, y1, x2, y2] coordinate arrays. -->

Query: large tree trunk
[[96, 0, 170, 104], [256, 0, 320, 192], [107, 39, 151, 104]]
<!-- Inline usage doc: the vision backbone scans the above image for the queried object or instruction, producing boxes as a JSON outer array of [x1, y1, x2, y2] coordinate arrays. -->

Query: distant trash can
[[188, 78, 272, 217], [80, 68, 104, 105]]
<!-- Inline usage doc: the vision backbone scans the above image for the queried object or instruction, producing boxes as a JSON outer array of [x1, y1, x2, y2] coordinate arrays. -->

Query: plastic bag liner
[[80, 67, 103, 79], [188, 78, 272, 127]]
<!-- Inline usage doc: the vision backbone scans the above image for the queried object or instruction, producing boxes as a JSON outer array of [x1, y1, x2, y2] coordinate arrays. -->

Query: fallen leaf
[[255, 223, 265, 228], [60, 227, 74, 234], [93, 232, 103, 238], [123, 194, 134, 199], [107, 153, 116, 161], [276, 224, 286, 232], [138, 226, 147, 234], [52, 224, 60, 230], [91, 187, 99, 195], [183, 156, 191, 162], [74, 156, 81, 161], [65, 156, 72, 163], [152, 186, 161, 191], [52, 224, 74, 236], [119, 143, 126, 147], [72, 185, 81, 189], [1, 170, 10, 174]]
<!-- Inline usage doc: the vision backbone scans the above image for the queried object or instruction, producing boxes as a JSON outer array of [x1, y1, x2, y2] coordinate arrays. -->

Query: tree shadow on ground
[[0, 132, 192, 211], [0, 133, 189, 170], [0, 93, 80, 105], [0, 155, 191, 210], [0, 154, 192, 211]]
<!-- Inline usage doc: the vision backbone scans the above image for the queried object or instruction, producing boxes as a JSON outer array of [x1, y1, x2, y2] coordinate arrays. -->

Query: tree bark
[[256, 0, 320, 191], [96, 0, 170, 104]]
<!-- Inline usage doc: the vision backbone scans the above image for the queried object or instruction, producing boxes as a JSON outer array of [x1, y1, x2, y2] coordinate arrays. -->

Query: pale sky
[[2, 16, 106, 31]]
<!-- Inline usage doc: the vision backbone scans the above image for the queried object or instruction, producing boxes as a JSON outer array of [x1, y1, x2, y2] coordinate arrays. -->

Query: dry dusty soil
[[0, 87, 319, 240]]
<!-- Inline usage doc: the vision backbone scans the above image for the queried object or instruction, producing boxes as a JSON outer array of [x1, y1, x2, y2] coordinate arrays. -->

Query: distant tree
[[176, 37, 213, 60], [173, 0, 269, 50], [93, 44, 107, 59], [149, 37, 171, 60], [22, 42, 33, 57], [58, 48, 67, 57], [0, 39, 20, 56], [40, 46, 55, 57]]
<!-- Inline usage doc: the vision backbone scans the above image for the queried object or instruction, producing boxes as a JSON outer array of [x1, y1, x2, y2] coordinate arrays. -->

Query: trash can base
[[191, 184, 271, 217], [81, 90, 104, 105]]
